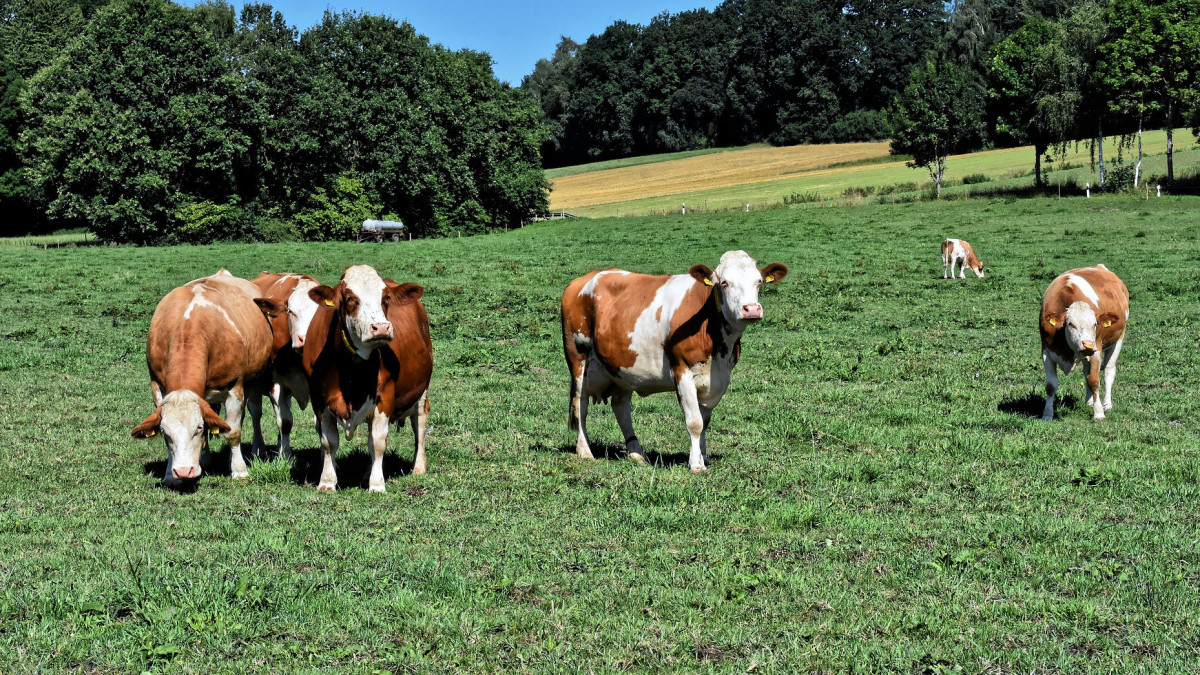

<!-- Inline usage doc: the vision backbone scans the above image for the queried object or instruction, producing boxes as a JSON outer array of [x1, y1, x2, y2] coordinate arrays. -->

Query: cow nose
[[369, 322, 393, 340], [173, 465, 199, 480], [1080, 341, 1096, 354], [741, 303, 763, 320], [293, 334, 305, 349]]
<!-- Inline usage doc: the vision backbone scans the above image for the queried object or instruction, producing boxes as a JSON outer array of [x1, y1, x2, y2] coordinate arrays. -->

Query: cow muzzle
[[292, 334, 305, 350], [368, 321, 393, 341], [1079, 341, 1097, 355], [740, 304, 763, 321], [173, 465, 201, 480]]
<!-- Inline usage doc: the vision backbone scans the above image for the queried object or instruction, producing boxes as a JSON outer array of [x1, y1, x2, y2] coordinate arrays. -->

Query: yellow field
[[548, 141, 891, 210], [548, 130, 1198, 217]]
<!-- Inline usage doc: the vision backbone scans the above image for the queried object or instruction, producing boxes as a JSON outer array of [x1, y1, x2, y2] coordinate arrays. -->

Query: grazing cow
[[561, 250, 788, 473], [303, 265, 433, 492], [942, 238, 985, 279], [249, 272, 320, 459], [131, 270, 286, 484], [1039, 264, 1129, 421]]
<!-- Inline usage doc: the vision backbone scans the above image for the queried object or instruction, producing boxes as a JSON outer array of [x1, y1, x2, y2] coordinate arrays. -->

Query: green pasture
[[559, 129, 1200, 217], [2, 196, 1199, 672]]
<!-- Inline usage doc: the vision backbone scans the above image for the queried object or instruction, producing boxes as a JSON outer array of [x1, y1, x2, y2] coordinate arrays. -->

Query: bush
[[292, 173, 386, 242], [170, 200, 250, 244], [784, 191, 822, 205], [828, 110, 890, 142], [1104, 164, 1136, 192], [961, 173, 989, 185]]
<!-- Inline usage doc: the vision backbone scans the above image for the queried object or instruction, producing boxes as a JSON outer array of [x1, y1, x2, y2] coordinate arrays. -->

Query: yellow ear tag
[[324, 299, 334, 306], [703, 278, 713, 286], [764, 275, 775, 283], [1103, 320, 1113, 327], [209, 428, 221, 437], [1049, 318, 1057, 327], [146, 430, 156, 438]]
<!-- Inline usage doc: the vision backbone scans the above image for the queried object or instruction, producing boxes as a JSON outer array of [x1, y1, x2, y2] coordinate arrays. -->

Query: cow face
[[254, 297, 290, 355], [971, 263, 985, 278], [309, 265, 393, 358], [1050, 300, 1111, 356], [286, 278, 320, 350], [131, 390, 230, 481], [691, 251, 788, 324]]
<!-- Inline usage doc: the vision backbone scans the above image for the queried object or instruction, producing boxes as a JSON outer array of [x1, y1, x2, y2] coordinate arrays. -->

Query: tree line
[[522, 0, 1200, 192], [1, 0, 549, 242]]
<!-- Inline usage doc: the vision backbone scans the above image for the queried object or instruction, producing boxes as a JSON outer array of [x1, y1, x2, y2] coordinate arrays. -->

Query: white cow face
[[131, 390, 229, 481], [332, 265, 393, 357], [287, 278, 320, 350], [1062, 301, 1099, 355], [691, 250, 789, 325], [971, 263, 985, 278]]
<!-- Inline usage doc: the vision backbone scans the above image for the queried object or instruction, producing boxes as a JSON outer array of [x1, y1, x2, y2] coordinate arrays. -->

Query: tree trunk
[[1134, 115, 1143, 188], [1167, 98, 1174, 184], [936, 155, 944, 198], [1097, 122, 1105, 190], [1034, 144, 1045, 188]]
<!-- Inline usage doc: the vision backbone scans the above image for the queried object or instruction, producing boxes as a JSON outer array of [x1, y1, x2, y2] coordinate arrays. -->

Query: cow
[[249, 272, 320, 459], [1039, 264, 1129, 421], [131, 270, 287, 484], [302, 265, 433, 492], [561, 250, 788, 473], [942, 238, 985, 279]]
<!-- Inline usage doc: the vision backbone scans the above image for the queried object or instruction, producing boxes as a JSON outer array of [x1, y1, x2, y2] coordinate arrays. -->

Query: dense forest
[[522, 0, 1200, 193], [2, 0, 1198, 242], [0, 0, 548, 242]]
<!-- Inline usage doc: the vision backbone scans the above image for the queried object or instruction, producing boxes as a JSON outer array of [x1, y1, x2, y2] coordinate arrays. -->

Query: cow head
[[1046, 301, 1117, 357], [307, 265, 394, 360], [690, 250, 788, 324], [286, 278, 320, 350], [253, 297, 290, 355], [971, 262, 985, 278], [131, 390, 230, 481]]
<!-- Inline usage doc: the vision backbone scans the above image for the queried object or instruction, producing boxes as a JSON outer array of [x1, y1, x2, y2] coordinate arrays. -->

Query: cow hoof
[[628, 452, 648, 466], [576, 449, 594, 460], [1093, 412, 1106, 420], [232, 471, 249, 481], [317, 483, 337, 493], [368, 484, 387, 493], [689, 465, 707, 474], [1040, 413, 1054, 422], [412, 464, 427, 476], [1103, 402, 1113, 411]]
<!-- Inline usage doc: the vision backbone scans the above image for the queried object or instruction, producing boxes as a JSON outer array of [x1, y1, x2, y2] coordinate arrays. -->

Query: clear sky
[[213, 1, 718, 85]]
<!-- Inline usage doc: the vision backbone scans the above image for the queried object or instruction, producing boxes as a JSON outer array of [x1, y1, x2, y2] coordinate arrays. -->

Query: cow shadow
[[287, 447, 415, 489], [533, 442, 717, 470], [998, 390, 1078, 418]]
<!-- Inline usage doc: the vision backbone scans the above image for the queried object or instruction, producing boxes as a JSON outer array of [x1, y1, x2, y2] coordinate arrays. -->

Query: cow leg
[[958, 258, 967, 279], [1102, 337, 1123, 411], [699, 405, 713, 465], [410, 391, 429, 475], [317, 409, 340, 492], [570, 367, 594, 459], [612, 389, 645, 465], [224, 387, 249, 479], [273, 383, 294, 460], [942, 255, 948, 279], [368, 409, 389, 493], [1084, 354, 1104, 419], [675, 371, 707, 473], [247, 387, 266, 460], [1041, 350, 1059, 421]]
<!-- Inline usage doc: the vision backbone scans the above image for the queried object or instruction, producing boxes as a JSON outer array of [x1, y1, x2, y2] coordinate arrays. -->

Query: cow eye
[[194, 425, 203, 435], [720, 280, 729, 288]]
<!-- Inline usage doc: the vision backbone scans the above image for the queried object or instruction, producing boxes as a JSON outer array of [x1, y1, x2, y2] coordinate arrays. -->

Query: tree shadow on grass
[[531, 442, 719, 470], [998, 390, 1078, 418], [287, 447, 414, 490]]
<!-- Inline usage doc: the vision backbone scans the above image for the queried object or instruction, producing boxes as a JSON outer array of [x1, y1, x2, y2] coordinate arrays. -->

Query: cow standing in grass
[[303, 265, 433, 492], [1040, 264, 1129, 421], [942, 238, 985, 279], [249, 272, 320, 459], [561, 250, 787, 473], [132, 271, 286, 485]]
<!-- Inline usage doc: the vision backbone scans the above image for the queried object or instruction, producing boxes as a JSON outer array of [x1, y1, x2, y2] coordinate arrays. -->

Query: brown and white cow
[[303, 265, 433, 492], [561, 250, 788, 473], [942, 238, 984, 279], [249, 272, 320, 459], [132, 270, 286, 484], [1040, 264, 1129, 421]]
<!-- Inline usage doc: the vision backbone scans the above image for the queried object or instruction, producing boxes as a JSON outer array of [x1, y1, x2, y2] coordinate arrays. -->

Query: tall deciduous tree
[[889, 58, 987, 197], [988, 16, 1059, 187], [20, 0, 250, 243]]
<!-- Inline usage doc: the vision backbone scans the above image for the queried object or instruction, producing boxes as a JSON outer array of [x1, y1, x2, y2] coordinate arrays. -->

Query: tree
[[20, 0, 250, 243], [889, 58, 987, 197], [521, 37, 580, 167], [988, 16, 1060, 187]]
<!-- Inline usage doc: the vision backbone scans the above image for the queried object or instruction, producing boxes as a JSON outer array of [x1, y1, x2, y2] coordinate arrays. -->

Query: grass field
[[3, 195, 1200, 671], [549, 130, 1200, 217]]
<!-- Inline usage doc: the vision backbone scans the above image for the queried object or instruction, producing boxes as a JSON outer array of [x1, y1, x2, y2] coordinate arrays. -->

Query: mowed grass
[[2, 196, 1200, 672], [550, 129, 1200, 217]]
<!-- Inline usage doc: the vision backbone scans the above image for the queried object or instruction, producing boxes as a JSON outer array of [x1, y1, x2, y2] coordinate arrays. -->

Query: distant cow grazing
[[561, 250, 788, 473], [303, 265, 433, 492], [132, 271, 286, 484], [942, 238, 984, 279], [1039, 264, 1129, 420], [249, 272, 320, 459]]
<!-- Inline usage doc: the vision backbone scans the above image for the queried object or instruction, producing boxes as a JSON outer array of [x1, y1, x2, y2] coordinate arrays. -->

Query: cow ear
[[253, 297, 286, 318], [1097, 312, 1119, 328], [131, 407, 163, 438], [308, 285, 336, 307], [392, 282, 424, 301], [760, 263, 788, 284], [689, 264, 715, 285], [198, 399, 231, 434], [1043, 311, 1065, 329]]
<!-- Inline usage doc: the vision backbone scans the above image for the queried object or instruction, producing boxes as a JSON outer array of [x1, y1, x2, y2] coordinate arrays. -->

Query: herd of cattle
[[130, 245, 1129, 491]]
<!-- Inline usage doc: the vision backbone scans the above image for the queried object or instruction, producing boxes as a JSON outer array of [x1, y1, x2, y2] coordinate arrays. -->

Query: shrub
[[292, 173, 386, 242], [961, 173, 989, 185], [784, 191, 822, 205], [170, 200, 249, 245]]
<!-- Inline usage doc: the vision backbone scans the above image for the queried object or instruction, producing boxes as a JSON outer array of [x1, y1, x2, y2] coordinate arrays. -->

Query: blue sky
[[218, 1, 718, 85]]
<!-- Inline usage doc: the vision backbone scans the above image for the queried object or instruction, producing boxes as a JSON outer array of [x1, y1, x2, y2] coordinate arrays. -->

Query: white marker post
[[1086, 182, 1090, 199], [681, 202, 686, 215]]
